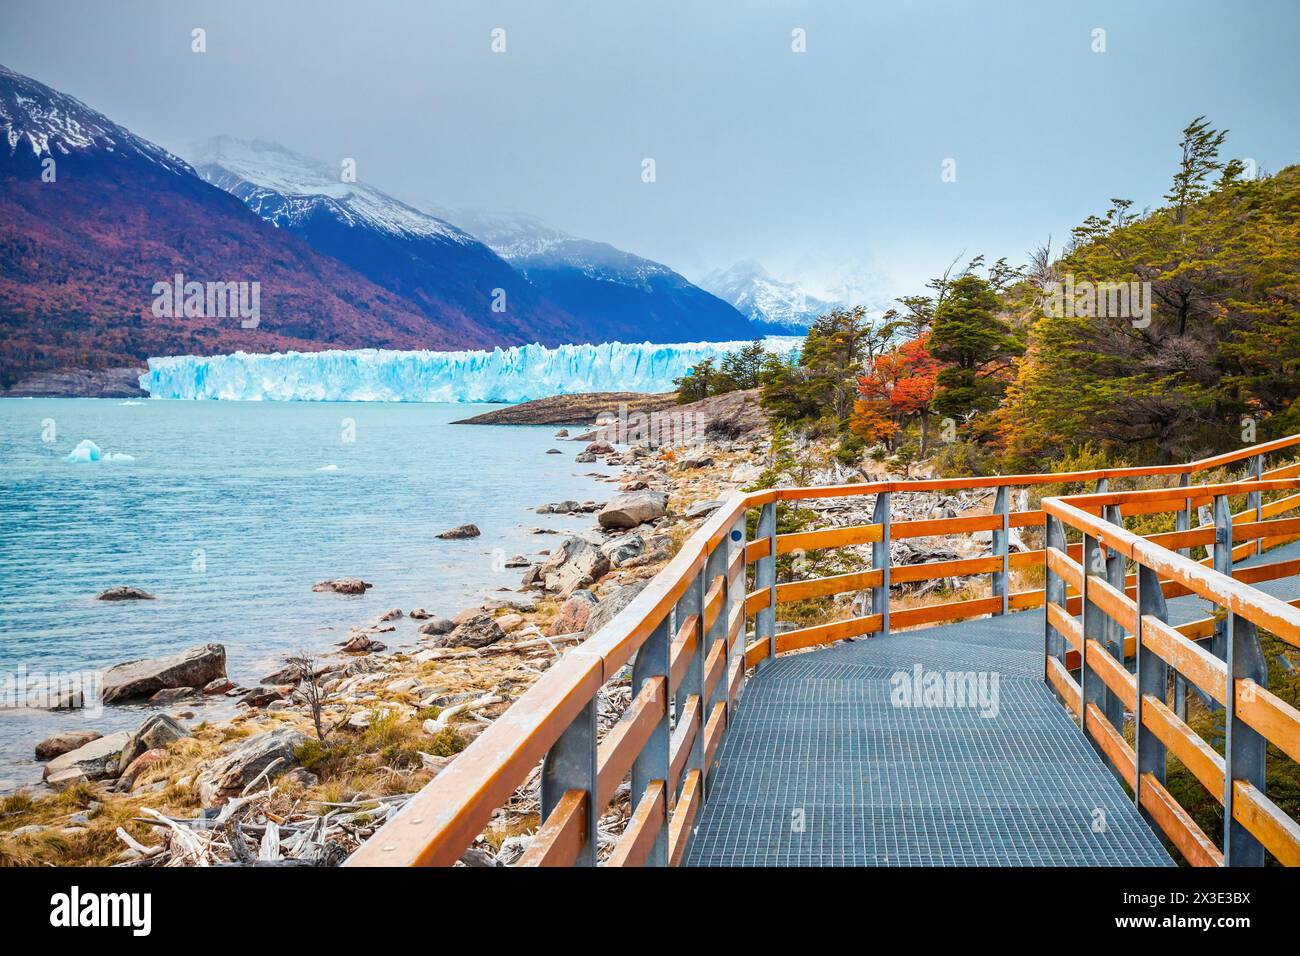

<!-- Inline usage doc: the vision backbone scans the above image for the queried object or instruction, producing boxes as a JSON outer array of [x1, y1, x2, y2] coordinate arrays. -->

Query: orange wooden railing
[[345, 433, 1300, 867], [1042, 478, 1300, 867]]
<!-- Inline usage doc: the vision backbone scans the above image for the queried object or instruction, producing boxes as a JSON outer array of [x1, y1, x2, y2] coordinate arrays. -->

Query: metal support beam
[[871, 491, 891, 638], [1211, 495, 1232, 665], [992, 486, 1010, 615], [631, 616, 670, 866], [1248, 454, 1264, 556], [703, 535, 730, 785], [540, 697, 598, 866], [725, 513, 747, 689], [755, 501, 777, 669], [1134, 564, 1169, 827], [1081, 533, 1120, 778], [675, 568, 706, 790], [1102, 503, 1128, 732], [1043, 514, 1068, 683], [1174, 473, 1191, 720], [1224, 611, 1268, 866]]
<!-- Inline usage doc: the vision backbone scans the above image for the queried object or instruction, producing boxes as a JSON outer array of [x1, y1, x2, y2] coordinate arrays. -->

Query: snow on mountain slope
[[189, 137, 474, 243], [428, 206, 758, 343], [697, 260, 838, 333], [0, 63, 190, 174], [140, 338, 802, 403], [187, 137, 579, 346]]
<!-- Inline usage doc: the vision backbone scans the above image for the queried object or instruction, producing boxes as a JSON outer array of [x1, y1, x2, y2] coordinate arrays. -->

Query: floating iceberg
[[139, 339, 801, 403], [64, 440, 133, 463], [65, 439, 102, 463]]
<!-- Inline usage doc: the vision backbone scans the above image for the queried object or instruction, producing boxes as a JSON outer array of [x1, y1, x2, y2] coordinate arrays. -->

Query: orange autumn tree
[[850, 333, 942, 452]]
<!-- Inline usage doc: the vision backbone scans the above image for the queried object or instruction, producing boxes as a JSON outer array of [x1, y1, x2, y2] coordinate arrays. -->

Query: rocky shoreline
[[0, 390, 774, 866], [451, 391, 678, 426]]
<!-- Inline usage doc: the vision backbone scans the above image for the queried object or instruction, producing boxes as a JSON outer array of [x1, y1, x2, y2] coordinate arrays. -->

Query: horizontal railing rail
[[1042, 480, 1300, 867], [347, 432, 1300, 867]]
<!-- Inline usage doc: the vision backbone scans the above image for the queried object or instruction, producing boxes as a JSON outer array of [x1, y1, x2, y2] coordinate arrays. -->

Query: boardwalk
[[688, 540, 1300, 867]]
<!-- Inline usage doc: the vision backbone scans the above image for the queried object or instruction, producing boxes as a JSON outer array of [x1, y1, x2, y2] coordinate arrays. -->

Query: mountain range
[[0, 64, 759, 389]]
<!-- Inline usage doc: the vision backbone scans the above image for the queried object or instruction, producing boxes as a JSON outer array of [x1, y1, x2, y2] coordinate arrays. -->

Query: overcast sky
[[4, 0, 1298, 303]]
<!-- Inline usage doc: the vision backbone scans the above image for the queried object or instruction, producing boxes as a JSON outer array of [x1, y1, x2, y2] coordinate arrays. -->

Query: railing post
[[1211, 495, 1233, 666], [1102, 504, 1128, 733], [871, 491, 891, 638], [725, 513, 747, 695], [1043, 513, 1068, 679], [703, 535, 729, 785], [992, 486, 1010, 615], [1134, 564, 1169, 827], [1174, 473, 1191, 720], [1248, 453, 1264, 556], [631, 615, 671, 867], [755, 501, 777, 669], [540, 697, 598, 866], [676, 567, 706, 789], [1224, 609, 1268, 866], [1080, 532, 1119, 776]]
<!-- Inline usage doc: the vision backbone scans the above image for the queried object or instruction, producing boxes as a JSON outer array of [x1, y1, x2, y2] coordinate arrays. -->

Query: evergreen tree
[[928, 275, 1022, 419]]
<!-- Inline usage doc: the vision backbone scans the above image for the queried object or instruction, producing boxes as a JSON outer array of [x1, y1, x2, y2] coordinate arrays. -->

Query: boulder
[[575, 452, 597, 463], [585, 440, 616, 455], [43, 731, 131, 783], [341, 633, 385, 653], [597, 490, 669, 529], [685, 499, 726, 519], [238, 686, 287, 708], [148, 687, 196, 704], [541, 537, 611, 595], [496, 613, 524, 633], [116, 748, 167, 791], [601, 534, 644, 568], [546, 448, 562, 454], [202, 677, 234, 695], [434, 613, 506, 649], [102, 644, 227, 704], [679, 454, 715, 469], [35, 730, 102, 761], [502, 554, 530, 568], [436, 524, 481, 540], [548, 590, 598, 636], [95, 586, 155, 601], [196, 728, 307, 806], [119, 713, 190, 769], [418, 617, 456, 637], [584, 582, 648, 636], [312, 578, 372, 594], [374, 607, 404, 622], [409, 607, 431, 619]]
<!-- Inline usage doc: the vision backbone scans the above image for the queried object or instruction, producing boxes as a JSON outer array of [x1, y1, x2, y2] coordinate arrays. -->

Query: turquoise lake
[[0, 398, 613, 788]]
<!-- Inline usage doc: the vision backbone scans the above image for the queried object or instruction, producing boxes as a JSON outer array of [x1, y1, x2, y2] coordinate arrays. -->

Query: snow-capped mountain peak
[[187, 136, 473, 244], [698, 260, 837, 332], [0, 62, 190, 174]]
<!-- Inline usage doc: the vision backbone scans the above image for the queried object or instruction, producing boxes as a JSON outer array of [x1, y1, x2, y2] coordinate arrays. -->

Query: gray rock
[[312, 578, 372, 594], [541, 537, 611, 595], [95, 586, 155, 601], [597, 490, 669, 529], [434, 613, 506, 649], [436, 524, 481, 540], [601, 534, 644, 568], [119, 713, 190, 770], [148, 686, 197, 705], [102, 643, 227, 704], [418, 617, 456, 636], [584, 582, 648, 636], [685, 499, 726, 519], [35, 730, 102, 761], [239, 686, 287, 708], [43, 731, 131, 783], [196, 728, 307, 806]]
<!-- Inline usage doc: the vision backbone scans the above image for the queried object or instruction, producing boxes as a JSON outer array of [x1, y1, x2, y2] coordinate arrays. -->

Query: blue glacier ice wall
[[139, 339, 802, 403]]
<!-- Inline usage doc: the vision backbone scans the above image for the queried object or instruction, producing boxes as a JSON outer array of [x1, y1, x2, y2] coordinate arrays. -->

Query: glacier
[[139, 339, 801, 403]]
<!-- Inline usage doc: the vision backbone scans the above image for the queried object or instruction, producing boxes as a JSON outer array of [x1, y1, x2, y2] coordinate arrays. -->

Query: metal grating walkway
[[686, 540, 1300, 866]]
